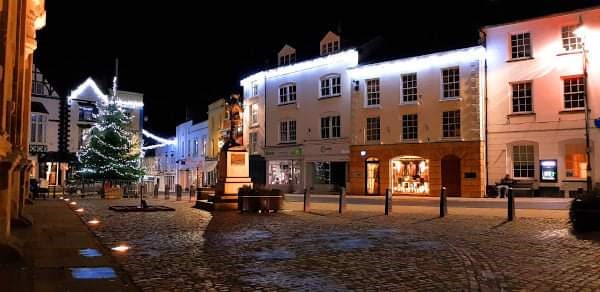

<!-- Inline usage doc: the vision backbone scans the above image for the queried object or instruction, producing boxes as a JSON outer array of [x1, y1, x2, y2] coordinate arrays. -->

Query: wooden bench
[[510, 180, 535, 197]]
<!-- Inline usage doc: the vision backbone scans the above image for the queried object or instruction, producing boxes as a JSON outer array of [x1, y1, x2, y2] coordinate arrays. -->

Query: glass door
[[366, 159, 379, 195]]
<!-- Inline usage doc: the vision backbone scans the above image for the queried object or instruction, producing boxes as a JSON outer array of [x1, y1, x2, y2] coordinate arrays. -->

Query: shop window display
[[565, 143, 587, 179], [390, 156, 429, 194], [268, 160, 301, 185], [314, 161, 331, 184]]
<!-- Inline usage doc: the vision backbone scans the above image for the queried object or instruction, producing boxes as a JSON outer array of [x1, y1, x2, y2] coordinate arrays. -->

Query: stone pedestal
[[198, 146, 252, 211]]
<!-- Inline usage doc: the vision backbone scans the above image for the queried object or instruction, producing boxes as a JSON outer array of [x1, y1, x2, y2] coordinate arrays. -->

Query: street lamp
[[574, 22, 592, 192]]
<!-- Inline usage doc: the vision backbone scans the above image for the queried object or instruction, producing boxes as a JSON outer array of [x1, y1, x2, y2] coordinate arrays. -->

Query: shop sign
[[292, 148, 302, 156], [320, 145, 333, 153]]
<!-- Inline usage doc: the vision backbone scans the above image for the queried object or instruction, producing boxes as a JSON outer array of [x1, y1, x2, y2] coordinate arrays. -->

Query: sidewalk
[[0, 200, 137, 292]]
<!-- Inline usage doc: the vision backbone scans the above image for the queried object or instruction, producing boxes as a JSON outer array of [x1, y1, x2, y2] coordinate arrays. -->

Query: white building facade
[[175, 120, 209, 191], [242, 32, 359, 193], [483, 7, 600, 196]]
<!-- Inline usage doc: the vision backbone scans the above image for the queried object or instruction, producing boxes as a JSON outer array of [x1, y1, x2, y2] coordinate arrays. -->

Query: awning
[[31, 101, 49, 114]]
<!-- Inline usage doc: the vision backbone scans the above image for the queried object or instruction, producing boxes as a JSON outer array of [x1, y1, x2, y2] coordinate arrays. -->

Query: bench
[[510, 180, 536, 197]]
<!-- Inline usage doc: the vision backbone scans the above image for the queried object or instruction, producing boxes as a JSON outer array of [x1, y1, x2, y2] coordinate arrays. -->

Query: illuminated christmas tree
[[78, 99, 144, 181]]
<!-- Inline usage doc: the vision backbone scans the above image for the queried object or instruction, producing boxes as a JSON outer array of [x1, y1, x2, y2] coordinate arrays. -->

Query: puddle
[[70, 267, 117, 279], [328, 238, 372, 251], [78, 248, 102, 257], [253, 249, 296, 261]]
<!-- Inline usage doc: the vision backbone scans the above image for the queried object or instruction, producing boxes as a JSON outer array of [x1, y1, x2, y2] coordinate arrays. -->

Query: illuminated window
[[30, 114, 46, 143], [321, 40, 340, 56], [366, 117, 380, 142], [279, 53, 296, 66], [442, 110, 460, 138], [280, 120, 296, 143], [512, 81, 532, 113], [510, 32, 531, 59], [442, 67, 460, 99], [401, 73, 418, 103], [563, 77, 585, 109], [278, 84, 297, 104], [78, 105, 96, 122], [513, 145, 535, 178], [321, 115, 340, 139], [250, 104, 259, 126], [565, 143, 587, 179], [562, 25, 582, 51], [320, 74, 341, 98], [366, 79, 380, 106], [402, 114, 418, 141], [268, 160, 301, 185]]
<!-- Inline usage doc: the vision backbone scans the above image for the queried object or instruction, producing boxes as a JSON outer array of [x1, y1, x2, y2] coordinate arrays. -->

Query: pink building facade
[[483, 7, 600, 196]]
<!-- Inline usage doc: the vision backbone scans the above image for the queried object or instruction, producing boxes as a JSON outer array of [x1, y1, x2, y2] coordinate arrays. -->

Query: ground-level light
[[75, 208, 84, 213], [70, 201, 77, 205], [87, 219, 100, 225], [111, 244, 130, 252]]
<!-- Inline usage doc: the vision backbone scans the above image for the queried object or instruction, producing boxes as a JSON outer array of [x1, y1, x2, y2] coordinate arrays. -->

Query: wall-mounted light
[[352, 80, 360, 91], [360, 150, 367, 157]]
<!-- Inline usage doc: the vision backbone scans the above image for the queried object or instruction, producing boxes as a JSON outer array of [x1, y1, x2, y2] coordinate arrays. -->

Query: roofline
[[482, 5, 600, 30]]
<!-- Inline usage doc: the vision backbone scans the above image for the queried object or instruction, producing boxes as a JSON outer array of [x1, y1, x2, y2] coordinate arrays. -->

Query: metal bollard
[[164, 185, 170, 200], [507, 187, 515, 221], [440, 187, 448, 218], [189, 185, 194, 202], [385, 188, 393, 215], [303, 188, 311, 212], [153, 184, 159, 199], [338, 187, 347, 214], [176, 185, 182, 201]]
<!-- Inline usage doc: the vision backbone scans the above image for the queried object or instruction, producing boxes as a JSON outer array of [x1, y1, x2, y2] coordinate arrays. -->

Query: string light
[[141, 143, 170, 150], [142, 130, 176, 145]]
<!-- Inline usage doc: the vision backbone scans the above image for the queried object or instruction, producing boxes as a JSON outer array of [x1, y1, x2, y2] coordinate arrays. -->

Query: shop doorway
[[441, 155, 461, 196], [365, 158, 380, 195]]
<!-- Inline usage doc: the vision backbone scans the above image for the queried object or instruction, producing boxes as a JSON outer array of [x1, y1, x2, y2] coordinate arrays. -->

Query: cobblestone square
[[73, 198, 600, 291]]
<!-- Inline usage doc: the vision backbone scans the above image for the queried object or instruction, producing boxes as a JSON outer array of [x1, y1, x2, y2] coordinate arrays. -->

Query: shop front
[[264, 146, 304, 193], [349, 141, 484, 197], [303, 140, 350, 193], [390, 156, 430, 195]]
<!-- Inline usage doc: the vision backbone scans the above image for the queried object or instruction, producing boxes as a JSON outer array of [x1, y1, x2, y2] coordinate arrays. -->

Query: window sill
[[319, 94, 341, 100], [562, 179, 587, 183], [278, 102, 297, 107], [249, 124, 260, 129], [364, 105, 382, 109], [399, 102, 418, 106], [402, 139, 419, 143], [439, 97, 461, 102], [507, 57, 534, 63], [440, 137, 462, 142], [557, 50, 584, 57], [507, 112, 535, 117], [559, 109, 586, 114], [278, 142, 297, 145]]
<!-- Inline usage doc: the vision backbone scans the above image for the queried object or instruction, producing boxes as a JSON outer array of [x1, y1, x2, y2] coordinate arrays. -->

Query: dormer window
[[320, 31, 341, 56], [278, 45, 297, 66], [279, 53, 296, 66]]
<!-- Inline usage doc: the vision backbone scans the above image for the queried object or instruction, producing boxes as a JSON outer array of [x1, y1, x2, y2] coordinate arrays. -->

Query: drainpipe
[[480, 29, 490, 196]]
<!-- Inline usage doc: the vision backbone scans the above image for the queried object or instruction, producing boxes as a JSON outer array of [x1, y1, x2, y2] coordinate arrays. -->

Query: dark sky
[[35, 0, 600, 136]]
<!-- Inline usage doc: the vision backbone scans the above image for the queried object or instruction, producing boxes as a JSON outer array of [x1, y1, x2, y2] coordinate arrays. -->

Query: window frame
[[278, 83, 297, 105], [250, 103, 259, 126], [510, 81, 533, 113], [365, 78, 381, 107], [561, 25, 582, 52], [366, 117, 381, 142], [402, 114, 418, 142], [319, 74, 341, 99], [30, 114, 47, 144], [401, 73, 418, 104], [510, 32, 532, 60], [512, 144, 535, 179], [563, 76, 586, 110], [442, 110, 461, 139], [279, 120, 297, 143], [320, 115, 341, 139], [441, 67, 460, 100]]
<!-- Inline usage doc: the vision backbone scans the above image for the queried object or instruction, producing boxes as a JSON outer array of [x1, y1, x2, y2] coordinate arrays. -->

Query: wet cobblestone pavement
[[73, 198, 600, 291]]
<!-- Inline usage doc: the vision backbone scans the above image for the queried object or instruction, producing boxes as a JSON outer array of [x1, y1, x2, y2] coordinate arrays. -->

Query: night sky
[[35, 0, 600, 136]]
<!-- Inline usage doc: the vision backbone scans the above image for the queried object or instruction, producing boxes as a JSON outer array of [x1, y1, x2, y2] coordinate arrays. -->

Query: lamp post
[[574, 23, 593, 192]]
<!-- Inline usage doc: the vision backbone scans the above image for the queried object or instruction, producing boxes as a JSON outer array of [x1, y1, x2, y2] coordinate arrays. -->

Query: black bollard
[[440, 187, 448, 218], [385, 188, 393, 215], [507, 187, 515, 221], [153, 184, 159, 199], [303, 188, 311, 212], [176, 185, 182, 201], [189, 185, 194, 202], [338, 187, 347, 214], [164, 185, 170, 200]]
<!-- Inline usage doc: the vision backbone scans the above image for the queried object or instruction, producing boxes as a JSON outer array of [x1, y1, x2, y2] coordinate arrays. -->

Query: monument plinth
[[209, 146, 252, 210]]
